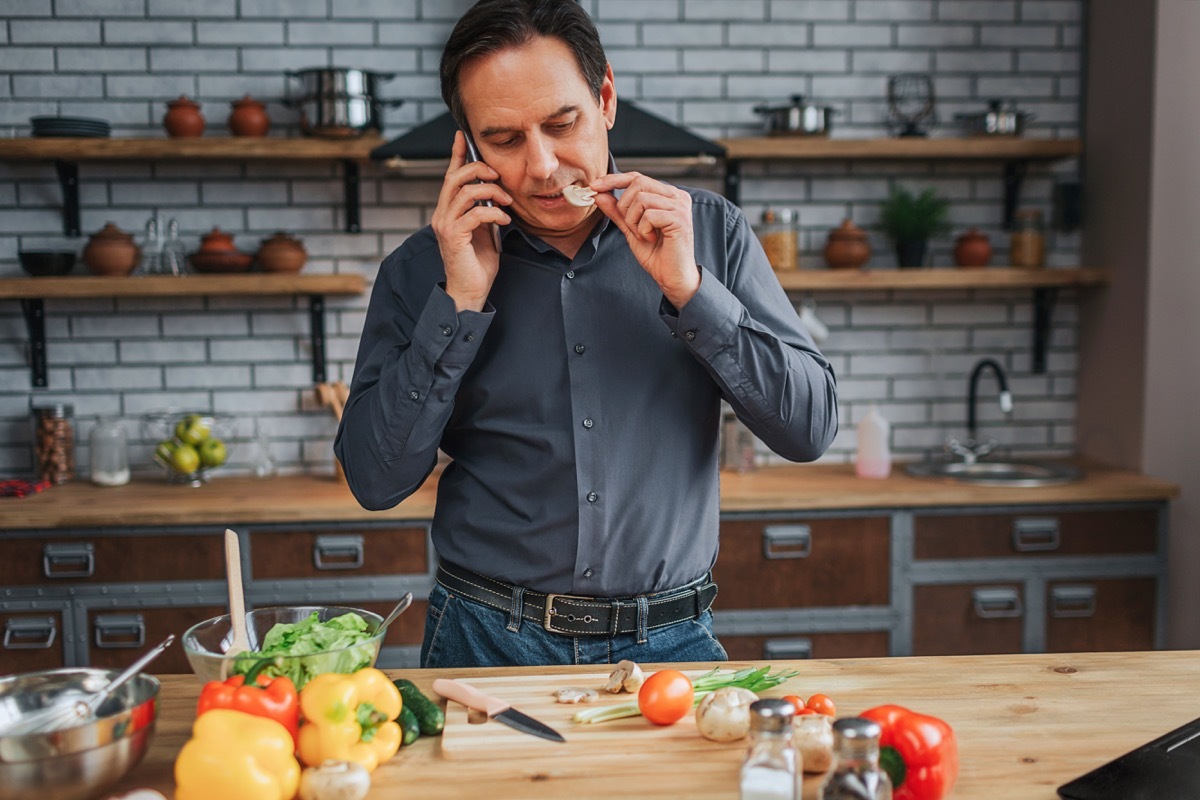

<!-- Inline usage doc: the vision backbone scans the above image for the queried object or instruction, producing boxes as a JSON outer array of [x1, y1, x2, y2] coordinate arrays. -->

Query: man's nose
[[524, 134, 558, 181]]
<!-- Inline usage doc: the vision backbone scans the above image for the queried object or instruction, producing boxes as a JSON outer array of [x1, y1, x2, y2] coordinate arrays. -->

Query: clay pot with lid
[[83, 223, 141, 276], [198, 227, 239, 253], [953, 228, 993, 268], [256, 232, 308, 273], [228, 95, 270, 137], [823, 218, 872, 269], [163, 96, 205, 138]]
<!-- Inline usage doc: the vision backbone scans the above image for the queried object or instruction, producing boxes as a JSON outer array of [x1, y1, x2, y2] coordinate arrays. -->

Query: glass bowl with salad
[[182, 605, 385, 689]]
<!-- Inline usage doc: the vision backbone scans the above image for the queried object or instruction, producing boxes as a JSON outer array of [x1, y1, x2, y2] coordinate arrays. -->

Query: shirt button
[[586, 491, 598, 503], [465, 332, 475, 343], [685, 330, 697, 341], [582, 418, 594, 429], [409, 390, 419, 401], [583, 568, 594, 578], [441, 325, 452, 336], [566, 270, 575, 279], [574, 343, 585, 355], [671, 331, 678, 339]]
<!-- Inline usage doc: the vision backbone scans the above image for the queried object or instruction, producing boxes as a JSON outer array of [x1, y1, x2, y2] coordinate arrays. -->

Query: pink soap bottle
[[855, 405, 892, 479]]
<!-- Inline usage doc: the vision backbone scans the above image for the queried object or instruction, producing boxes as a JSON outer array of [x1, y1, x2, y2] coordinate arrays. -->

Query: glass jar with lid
[[90, 417, 130, 487], [756, 208, 800, 272], [31, 403, 75, 484], [1009, 209, 1045, 269]]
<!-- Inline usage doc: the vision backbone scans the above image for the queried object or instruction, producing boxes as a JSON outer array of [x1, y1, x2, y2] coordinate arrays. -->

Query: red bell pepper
[[859, 704, 958, 800], [196, 657, 299, 747]]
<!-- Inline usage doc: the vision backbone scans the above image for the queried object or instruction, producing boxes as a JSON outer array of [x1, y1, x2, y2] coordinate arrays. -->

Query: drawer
[[912, 583, 1025, 656], [913, 509, 1158, 560], [714, 516, 890, 609], [249, 527, 428, 580], [86, 604, 226, 674], [720, 631, 890, 662], [0, 611, 66, 673], [0, 534, 226, 585], [1044, 578, 1156, 653]]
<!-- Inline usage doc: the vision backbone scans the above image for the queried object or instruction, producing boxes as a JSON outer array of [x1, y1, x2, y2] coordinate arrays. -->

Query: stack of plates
[[30, 116, 111, 138]]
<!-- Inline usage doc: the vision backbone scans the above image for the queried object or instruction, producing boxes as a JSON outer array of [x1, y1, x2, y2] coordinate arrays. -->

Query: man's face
[[458, 35, 616, 243]]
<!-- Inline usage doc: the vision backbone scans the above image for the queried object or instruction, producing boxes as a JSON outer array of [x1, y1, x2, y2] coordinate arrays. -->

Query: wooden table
[[107, 650, 1200, 799]]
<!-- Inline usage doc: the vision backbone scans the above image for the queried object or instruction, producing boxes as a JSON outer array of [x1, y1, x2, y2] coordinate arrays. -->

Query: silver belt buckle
[[543, 593, 598, 634]]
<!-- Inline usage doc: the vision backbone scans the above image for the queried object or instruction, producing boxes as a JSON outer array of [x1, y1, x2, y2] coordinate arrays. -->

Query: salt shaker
[[820, 717, 893, 800], [741, 698, 798, 800], [160, 218, 188, 276]]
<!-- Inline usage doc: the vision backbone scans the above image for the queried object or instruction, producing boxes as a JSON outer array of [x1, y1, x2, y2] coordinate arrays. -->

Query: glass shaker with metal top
[[820, 717, 893, 800], [741, 698, 798, 800]]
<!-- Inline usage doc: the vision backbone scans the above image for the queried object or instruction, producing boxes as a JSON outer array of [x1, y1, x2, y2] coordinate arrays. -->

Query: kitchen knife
[[432, 678, 566, 743]]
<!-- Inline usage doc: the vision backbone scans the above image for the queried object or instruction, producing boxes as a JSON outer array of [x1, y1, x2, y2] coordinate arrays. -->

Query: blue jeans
[[419, 583, 728, 668]]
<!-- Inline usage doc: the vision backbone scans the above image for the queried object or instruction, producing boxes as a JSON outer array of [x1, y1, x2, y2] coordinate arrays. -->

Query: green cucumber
[[393, 678, 445, 736], [398, 705, 421, 746]]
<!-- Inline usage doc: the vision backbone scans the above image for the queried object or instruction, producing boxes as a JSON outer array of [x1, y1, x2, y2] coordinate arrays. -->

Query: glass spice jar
[[32, 404, 76, 484], [90, 417, 130, 487], [1009, 209, 1045, 269], [757, 208, 800, 272]]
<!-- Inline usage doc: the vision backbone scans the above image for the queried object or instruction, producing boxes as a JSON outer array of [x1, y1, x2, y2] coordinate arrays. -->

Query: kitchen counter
[[0, 462, 1178, 530], [107, 649, 1200, 799]]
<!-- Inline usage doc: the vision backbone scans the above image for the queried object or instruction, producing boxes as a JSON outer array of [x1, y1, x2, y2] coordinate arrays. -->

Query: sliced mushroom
[[604, 659, 645, 693], [553, 687, 600, 704], [562, 184, 597, 207]]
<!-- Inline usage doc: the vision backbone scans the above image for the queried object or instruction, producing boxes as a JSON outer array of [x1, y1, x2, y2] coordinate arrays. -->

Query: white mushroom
[[108, 792, 169, 800], [553, 687, 600, 704], [604, 660, 645, 693], [793, 713, 835, 773], [297, 759, 371, 800], [562, 184, 597, 207], [695, 687, 760, 743]]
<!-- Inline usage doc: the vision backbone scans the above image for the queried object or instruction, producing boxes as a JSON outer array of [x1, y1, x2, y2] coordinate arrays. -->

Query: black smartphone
[[461, 129, 494, 208]]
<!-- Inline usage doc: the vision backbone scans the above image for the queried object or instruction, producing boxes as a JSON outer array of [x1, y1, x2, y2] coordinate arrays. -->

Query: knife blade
[[432, 678, 566, 743]]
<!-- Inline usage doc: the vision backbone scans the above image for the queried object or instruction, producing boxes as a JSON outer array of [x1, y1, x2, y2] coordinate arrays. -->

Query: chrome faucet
[[946, 358, 1013, 464]]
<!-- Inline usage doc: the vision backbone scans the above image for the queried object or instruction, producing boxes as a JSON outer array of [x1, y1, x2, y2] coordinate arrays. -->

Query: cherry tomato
[[637, 670, 695, 725], [806, 693, 837, 717], [782, 695, 807, 715]]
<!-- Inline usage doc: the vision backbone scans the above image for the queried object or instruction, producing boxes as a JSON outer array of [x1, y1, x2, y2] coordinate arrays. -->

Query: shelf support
[[20, 298, 48, 388], [342, 160, 361, 233], [1032, 287, 1057, 374], [1003, 160, 1029, 230], [723, 159, 741, 205], [309, 294, 328, 383], [54, 160, 81, 237]]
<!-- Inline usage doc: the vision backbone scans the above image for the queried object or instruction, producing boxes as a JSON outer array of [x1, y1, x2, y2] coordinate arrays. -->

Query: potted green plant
[[880, 186, 951, 268]]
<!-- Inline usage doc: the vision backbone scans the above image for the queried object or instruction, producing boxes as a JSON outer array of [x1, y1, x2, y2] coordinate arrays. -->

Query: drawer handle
[[763, 638, 812, 660], [972, 588, 1023, 619], [3, 616, 57, 650], [1051, 585, 1097, 618], [94, 613, 145, 649], [313, 535, 364, 571], [43, 542, 95, 578], [1012, 518, 1060, 552], [763, 525, 812, 560]]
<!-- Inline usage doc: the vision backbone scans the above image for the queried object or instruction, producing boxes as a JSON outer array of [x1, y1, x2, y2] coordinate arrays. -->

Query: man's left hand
[[589, 172, 700, 308]]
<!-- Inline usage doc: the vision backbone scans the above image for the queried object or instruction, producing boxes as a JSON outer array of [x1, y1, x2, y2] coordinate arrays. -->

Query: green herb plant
[[880, 186, 952, 242]]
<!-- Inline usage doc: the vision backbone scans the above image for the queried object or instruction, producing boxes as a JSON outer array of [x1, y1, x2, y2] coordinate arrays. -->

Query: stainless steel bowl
[[0, 668, 159, 800], [753, 94, 837, 137]]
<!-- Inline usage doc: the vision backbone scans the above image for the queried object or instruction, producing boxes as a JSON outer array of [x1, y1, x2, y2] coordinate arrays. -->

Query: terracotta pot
[[83, 223, 140, 277], [198, 227, 239, 253], [163, 95, 205, 138], [256, 232, 307, 273], [954, 228, 993, 268], [228, 94, 270, 137], [823, 218, 871, 269]]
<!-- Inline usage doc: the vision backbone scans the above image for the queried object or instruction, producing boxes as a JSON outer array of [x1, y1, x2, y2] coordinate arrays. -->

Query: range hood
[[370, 99, 726, 162]]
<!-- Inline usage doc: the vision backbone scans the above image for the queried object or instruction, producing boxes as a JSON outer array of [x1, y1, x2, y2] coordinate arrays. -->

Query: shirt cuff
[[659, 265, 740, 356], [414, 284, 494, 366]]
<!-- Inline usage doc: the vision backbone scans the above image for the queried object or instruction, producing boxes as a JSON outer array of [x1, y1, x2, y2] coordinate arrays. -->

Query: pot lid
[[90, 222, 134, 241], [261, 231, 305, 248], [199, 227, 237, 251], [166, 95, 200, 109], [827, 219, 867, 241]]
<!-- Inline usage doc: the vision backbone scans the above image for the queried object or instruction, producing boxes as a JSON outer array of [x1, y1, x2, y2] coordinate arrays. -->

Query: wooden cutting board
[[438, 669, 747, 761]]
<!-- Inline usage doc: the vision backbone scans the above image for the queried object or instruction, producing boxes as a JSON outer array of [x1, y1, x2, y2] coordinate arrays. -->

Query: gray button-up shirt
[[335, 183, 837, 596]]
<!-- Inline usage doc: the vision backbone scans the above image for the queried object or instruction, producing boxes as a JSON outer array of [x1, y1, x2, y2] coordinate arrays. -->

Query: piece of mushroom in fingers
[[562, 184, 598, 207]]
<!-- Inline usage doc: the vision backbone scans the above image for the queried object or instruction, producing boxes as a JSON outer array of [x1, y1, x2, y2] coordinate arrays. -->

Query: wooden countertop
[[106, 650, 1200, 799], [0, 462, 1177, 530]]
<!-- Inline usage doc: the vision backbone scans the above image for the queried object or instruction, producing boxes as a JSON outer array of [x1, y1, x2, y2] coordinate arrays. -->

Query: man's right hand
[[431, 130, 513, 312]]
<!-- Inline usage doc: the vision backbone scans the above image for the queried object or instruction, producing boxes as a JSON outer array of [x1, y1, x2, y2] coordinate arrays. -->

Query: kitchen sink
[[905, 459, 1083, 487]]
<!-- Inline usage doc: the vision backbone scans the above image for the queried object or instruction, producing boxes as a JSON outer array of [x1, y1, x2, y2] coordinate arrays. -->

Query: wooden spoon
[[223, 528, 250, 677]]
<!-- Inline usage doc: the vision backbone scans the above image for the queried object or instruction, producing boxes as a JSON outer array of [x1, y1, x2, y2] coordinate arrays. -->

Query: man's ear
[[600, 63, 617, 130]]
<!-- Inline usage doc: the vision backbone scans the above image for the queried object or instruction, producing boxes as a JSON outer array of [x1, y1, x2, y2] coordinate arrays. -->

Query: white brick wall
[[0, 0, 1083, 478]]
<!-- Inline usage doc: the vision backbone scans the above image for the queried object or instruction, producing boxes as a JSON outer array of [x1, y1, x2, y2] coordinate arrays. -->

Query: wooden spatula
[[223, 528, 250, 677]]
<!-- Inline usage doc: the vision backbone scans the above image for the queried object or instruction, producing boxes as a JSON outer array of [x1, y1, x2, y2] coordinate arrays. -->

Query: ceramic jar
[[83, 223, 141, 276], [953, 228, 993, 268], [163, 96, 205, 138], [228, 94, 270, 137], [823, 218, 871, 269], [198, 227, 238, 253], [256, 232, 308, 273]]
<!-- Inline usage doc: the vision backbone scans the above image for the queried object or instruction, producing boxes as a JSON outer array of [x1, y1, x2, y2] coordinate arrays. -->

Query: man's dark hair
[[440, 0, 607, 130]]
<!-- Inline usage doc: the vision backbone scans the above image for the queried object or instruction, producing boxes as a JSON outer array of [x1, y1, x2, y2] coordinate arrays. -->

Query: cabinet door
[[86, 604, 225, 674], [0, 611, 66, 672], [0, 533, 225, 585], [913, 584, 1025, 655], [913, 509, 1157, 560], [720, 631, 889, 662], [1044, 578, 1156, 653], [249, 526, 428, 579], [714, 516, 890, 609]]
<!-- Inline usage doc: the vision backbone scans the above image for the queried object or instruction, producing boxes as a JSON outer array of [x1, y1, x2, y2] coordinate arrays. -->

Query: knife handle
[[432, 678, 511, 716]]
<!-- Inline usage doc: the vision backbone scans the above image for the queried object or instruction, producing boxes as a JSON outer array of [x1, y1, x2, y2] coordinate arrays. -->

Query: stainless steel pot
[[955, 100, 1034, 137], [284, 67, 404, 138], [286, 67, 394, 100], [753, 95, 837, 137]]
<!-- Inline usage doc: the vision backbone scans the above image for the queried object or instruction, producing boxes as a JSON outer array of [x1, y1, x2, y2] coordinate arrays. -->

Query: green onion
[[573, 665, 799, 724]]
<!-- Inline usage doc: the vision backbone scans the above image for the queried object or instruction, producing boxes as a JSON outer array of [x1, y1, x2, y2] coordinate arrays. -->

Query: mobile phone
[[461, 129, 494, 208]]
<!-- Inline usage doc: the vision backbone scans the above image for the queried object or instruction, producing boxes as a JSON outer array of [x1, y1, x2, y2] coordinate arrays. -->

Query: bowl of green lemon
[[142, 411, 235, 486]]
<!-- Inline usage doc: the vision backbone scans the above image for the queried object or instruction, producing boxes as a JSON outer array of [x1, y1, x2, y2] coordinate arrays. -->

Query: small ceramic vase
[[954, 228, 993, 268], [198, 227, 238, 253], [163, 96, 206, 138], [823, 218, 871, 269], [256, 232, 308, 273], [83, 223, 141, 277], [228, 95, 270, 137]]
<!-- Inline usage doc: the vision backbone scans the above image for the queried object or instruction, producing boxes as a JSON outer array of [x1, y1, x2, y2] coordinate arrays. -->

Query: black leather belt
[[435, 562, 718, 637]]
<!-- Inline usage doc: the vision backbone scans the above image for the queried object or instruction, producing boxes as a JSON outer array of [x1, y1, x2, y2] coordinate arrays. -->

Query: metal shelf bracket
[[21, 298, 48, 388], [343, 160, 361, 233], [309, 294, 328, 383], [1032, 287, 1058, 374], [55, 160, 81, 237], [1003, 160, 1029, 230]]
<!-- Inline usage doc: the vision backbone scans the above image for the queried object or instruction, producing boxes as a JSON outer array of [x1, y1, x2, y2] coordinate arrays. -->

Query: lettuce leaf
[[231, 611, 376, 687]]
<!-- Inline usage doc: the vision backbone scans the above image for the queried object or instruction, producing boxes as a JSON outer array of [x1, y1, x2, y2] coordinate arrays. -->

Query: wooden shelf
[[0, 136, 384, 161], [0, 273, 364, 300], [773, 267, 1109, 293], [717, 136, 1082, 161]]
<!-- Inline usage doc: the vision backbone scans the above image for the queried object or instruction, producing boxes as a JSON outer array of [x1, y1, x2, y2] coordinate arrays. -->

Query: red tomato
[[782, 695, 807, 715], [806, 693, 837, 717], [637, 670, 695, 725]]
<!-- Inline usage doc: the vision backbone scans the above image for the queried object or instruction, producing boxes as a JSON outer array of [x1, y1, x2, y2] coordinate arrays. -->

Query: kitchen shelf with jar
[[1, 273, 365, 389]]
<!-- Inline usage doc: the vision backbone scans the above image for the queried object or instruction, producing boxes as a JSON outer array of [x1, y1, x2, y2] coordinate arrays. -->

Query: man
[[335, 0, 838, 668]]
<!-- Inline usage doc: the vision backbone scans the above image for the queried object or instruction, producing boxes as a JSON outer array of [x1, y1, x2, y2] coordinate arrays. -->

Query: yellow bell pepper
[[175, 708, 300, 800], [299, 667, 403, 772]]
